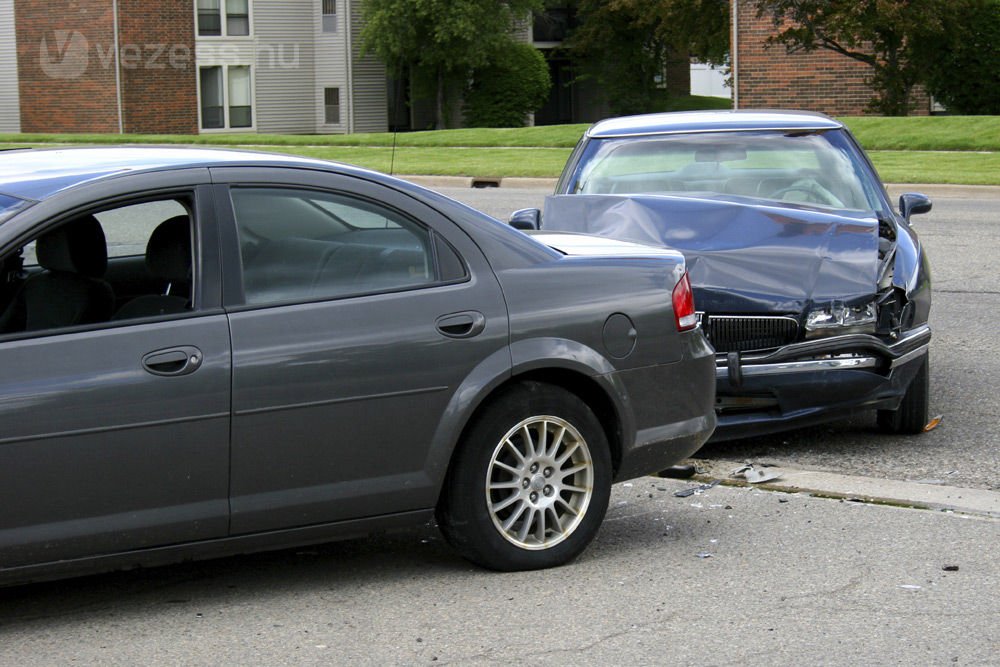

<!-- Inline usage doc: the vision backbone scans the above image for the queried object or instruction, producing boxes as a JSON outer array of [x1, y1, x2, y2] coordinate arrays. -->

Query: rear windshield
[[0, 193, 32, 224], [568, 129, 884, 212]]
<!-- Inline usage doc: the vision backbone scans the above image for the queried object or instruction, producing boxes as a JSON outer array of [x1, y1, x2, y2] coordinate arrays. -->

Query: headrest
[[146, 216, 191, 283], [36, 215, 108, 278]]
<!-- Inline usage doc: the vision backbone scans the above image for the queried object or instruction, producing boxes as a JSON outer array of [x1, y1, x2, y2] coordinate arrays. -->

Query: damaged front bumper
[[711, 324, 930, 441]]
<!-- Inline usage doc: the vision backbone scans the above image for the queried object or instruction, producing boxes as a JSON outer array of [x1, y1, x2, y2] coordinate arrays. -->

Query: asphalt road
[[440, 185, 1000, 492], [1, 479, 995, 665]]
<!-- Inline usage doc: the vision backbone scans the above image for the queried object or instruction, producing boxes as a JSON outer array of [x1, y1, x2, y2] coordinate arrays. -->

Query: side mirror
[[509, 208, 541, 231], [899, 193, 932, 221]]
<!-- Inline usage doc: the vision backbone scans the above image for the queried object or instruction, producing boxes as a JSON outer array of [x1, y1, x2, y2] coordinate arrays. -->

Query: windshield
[[0, 193, 32, 224], [567, 129, 884, 212]]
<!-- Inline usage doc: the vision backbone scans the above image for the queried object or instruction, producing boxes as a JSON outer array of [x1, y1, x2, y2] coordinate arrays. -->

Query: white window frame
[[195, 0, 253, 39], [198, 65, 256, 133]]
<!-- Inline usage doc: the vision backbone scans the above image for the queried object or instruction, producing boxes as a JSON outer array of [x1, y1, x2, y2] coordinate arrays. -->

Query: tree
[[913, 0, 1000, 114], [360, 0, 542, 129], [566, 0, 730, 116], [464, 42, 552, 127], [755, 0, 955, 116]]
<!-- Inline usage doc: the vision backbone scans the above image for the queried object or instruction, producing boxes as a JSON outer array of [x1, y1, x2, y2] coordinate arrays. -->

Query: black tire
[[877, 353, 930, 435], [436, 381, 612, 571]]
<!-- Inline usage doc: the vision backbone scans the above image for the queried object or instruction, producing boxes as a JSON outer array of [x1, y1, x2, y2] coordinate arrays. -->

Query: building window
[[322, 0, 336, 32], [324, 88, 340, 124], [200, 66, 253, 130], [197, 0, 251, 37], [200, 67, 224, 129], [226, 0, 250, 36], [197, 0, 222, 36], [229, 66, 252, 128]]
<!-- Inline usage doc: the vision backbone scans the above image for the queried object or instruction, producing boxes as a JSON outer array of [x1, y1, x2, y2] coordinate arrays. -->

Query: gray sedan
[[0, 147, 715, 583]]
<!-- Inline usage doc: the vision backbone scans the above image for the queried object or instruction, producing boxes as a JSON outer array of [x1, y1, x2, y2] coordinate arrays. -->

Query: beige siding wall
[[0, 0, 20, 132], [314, 0, 349, 133], [347, 0, 386, 133], [253, 0, 317, 133]]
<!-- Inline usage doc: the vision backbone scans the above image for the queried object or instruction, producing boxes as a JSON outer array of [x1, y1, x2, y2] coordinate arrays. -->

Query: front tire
[[437, 382, 612, 571], [877, 354, 930, 435]]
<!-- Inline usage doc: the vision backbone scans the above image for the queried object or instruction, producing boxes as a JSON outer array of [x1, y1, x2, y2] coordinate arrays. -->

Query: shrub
[[464, 43, 552, 128]]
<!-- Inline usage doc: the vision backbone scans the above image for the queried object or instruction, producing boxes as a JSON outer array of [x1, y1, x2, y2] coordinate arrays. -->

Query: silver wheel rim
[[485, 415, 594, 550]]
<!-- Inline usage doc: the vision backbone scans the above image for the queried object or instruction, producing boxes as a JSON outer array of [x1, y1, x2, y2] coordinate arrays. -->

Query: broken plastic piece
[[696, 552, 713, 559], [923, 415, 943, 432], [674, 479, 720, 497], [942, 565, 959, 572], [732, 463, 782, 484], [659, 464, 697, 479]]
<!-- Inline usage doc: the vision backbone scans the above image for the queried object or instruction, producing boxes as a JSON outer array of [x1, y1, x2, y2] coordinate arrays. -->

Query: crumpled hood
[[542, 194, 880, 314]]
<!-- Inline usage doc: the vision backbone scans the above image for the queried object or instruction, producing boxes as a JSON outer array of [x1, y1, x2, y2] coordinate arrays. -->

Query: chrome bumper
[[716, 325, 931, 384]]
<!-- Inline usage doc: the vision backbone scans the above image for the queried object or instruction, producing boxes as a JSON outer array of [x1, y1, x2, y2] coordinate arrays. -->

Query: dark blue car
[[511, 110, 933, 441]]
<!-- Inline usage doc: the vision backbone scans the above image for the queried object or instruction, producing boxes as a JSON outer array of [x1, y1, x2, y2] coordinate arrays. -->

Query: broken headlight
[[805, 300, 877, 338]]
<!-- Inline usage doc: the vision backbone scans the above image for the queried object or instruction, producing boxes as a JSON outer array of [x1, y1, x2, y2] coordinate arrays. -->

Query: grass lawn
[[868, 150, 1000, 186], [1, 113, 997, 184]]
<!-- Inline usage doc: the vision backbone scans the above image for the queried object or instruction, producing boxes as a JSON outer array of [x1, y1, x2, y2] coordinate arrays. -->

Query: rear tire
[[436, 381, 612, 571], [877, 354, 930, 435]]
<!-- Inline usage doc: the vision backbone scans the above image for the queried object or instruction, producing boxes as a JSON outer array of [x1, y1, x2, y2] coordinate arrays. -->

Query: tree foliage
[[464, 42, 552, 128], [566, 0, 730, 116], [360, 0, 542, 129], [912, 0, 1000, 114], [755, 0, 960, 116]]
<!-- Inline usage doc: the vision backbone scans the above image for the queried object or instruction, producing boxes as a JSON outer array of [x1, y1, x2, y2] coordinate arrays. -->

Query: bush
[[464, 42, 551, 128]]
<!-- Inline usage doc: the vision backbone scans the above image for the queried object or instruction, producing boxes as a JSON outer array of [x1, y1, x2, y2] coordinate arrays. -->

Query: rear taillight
[[672, 271, 698, 331]]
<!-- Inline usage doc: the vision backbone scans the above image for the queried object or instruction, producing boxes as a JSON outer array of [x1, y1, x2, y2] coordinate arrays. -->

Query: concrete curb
[[687, 459, 1000, 519]]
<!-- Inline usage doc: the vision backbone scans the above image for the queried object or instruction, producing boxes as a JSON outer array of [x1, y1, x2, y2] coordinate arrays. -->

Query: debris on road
[[943, 565, 960, 572], [732, 463, 783, 484], [674, 479, 721, 497], [924, 415, 943, 432], [659, 464, 698, 479]]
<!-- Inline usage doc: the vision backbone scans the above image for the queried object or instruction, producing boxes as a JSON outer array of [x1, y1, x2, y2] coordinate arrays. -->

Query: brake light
[[672, 271, 698, 331]]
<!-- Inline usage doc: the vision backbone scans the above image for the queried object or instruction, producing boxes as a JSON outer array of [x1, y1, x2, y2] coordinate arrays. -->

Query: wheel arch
[[430, 340, 632, 508]]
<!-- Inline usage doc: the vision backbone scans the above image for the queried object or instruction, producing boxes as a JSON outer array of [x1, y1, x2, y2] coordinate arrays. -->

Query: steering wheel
[[769, 180, 844, 207]]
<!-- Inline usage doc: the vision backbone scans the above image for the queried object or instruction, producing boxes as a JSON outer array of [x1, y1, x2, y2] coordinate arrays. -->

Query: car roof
[[586, 110, 844, 139], [0, 146, 375, 201]]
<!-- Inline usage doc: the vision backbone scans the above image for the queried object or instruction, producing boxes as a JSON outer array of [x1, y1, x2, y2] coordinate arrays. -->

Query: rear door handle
[[142, 346, 203, 377], [435, 311, 486, 339]]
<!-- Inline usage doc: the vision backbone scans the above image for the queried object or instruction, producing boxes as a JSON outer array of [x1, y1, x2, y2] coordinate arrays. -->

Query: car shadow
[[0, 487, 710, 627]]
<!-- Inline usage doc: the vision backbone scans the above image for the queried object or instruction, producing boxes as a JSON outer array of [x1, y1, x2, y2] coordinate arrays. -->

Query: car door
[[210, 168, 509, 534], [0, 183, 231, 569]]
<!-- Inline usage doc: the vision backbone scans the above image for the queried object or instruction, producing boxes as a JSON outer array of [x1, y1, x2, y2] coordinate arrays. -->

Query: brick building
[[1, 0, 389, 134], [731, 0, 929, 115]]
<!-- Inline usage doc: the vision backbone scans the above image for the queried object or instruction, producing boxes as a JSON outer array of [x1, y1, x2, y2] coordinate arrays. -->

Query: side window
[[231, 187, 447, 305], [0, 197, 194, 335]]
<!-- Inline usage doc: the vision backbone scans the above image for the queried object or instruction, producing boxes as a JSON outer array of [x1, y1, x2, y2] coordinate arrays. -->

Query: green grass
[[0, 126, 590, 149], [3, 114, 999, 150], [843, 116, 1000, 152], [2, 114, 998, 184], [868, 150, 1000, 185], [253, 145, 574, 177]]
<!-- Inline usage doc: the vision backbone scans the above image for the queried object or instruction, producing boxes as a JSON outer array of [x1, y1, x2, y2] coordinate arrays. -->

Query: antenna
[[389, 121, 398, 176], [388, 64, 405, 176]]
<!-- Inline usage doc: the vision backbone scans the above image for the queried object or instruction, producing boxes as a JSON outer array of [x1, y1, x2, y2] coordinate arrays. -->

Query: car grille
[[705, 315, 800, 353]]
